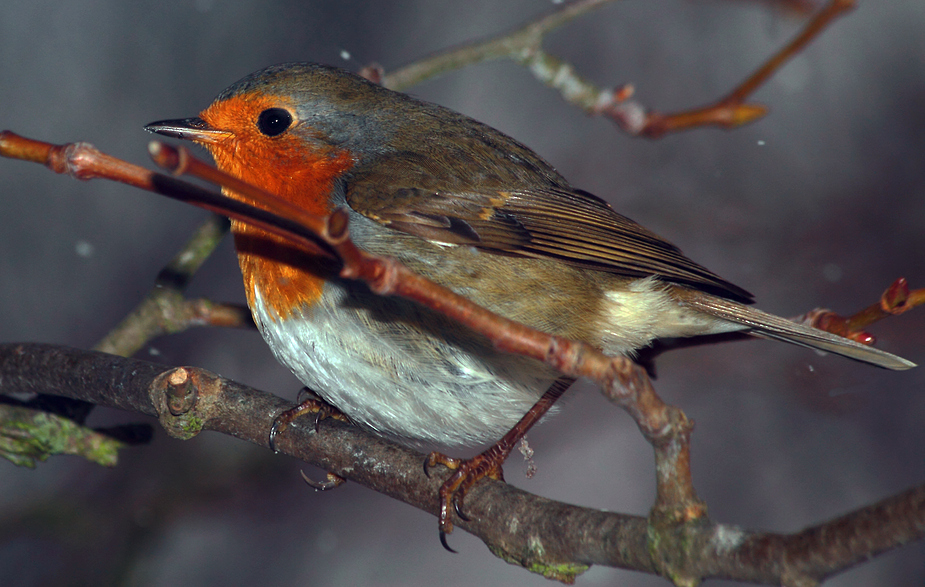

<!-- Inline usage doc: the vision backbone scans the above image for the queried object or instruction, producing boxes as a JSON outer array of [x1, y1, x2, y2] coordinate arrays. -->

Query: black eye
[[256, 108, 293, 137]]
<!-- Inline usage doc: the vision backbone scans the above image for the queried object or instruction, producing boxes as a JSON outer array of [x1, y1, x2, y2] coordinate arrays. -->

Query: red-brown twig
[[0, 132, 255, 361], [802, 277, 925, 345], [600, 0, 857, 137], [384, 0, 854, 139]]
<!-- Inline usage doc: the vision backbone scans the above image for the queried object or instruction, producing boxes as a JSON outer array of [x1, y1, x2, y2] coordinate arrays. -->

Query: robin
[[145, 62, 913, 541]]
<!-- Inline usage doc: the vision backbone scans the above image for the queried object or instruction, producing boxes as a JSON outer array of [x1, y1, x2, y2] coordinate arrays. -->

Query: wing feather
[[346, 162, 753, 303]]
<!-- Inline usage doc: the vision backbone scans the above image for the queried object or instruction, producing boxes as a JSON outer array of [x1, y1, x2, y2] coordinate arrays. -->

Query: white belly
[[250, 283, 560, 448]]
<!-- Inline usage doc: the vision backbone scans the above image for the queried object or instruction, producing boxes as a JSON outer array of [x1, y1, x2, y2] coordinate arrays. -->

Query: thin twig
[[93, 214, 254, 358], [382, 0, 619, 91], [603, 0, 857, 137], [802, 277, 925, 345], [382, 0, 854, 139]]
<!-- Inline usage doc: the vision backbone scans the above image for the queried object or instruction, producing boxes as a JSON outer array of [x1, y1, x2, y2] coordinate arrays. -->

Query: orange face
[[197, 91, 356, 319]]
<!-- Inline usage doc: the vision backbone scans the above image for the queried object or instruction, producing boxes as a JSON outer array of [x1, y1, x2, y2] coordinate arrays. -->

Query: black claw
[[423, 458, 432, 478], [268, 418, 283, 453], [295, 387, 313, 403], [439, 530, 457, 554], [453, 497, 471, 522]]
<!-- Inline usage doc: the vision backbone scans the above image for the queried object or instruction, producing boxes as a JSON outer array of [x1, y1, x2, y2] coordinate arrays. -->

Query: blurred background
[[1, 1, 923, 585]]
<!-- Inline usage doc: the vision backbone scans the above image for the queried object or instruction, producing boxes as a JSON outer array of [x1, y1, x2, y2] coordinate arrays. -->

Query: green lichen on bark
[[0, 404, 124, 467]]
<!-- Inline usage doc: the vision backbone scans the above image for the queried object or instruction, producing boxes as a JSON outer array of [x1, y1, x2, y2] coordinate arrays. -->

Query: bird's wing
[[346, 167, 753, 303]]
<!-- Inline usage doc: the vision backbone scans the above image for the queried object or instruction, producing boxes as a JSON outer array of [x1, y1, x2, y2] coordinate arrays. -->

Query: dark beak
[[144, 117, 229, 143]]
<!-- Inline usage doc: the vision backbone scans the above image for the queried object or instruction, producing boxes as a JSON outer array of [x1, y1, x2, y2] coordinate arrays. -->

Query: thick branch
[[1, 343, 922, 585]]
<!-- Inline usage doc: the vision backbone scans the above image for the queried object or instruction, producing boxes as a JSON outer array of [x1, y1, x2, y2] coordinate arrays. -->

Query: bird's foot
[[425, 446, 507, 552], [269, 388, 348, 452]]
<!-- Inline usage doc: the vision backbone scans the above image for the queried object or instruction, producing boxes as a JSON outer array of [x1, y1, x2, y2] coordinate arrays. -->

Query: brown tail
[[677, 292, 915, 371]]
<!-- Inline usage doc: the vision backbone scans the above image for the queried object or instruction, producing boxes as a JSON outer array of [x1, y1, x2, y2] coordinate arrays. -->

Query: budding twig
[[382, 0, 856, 138]]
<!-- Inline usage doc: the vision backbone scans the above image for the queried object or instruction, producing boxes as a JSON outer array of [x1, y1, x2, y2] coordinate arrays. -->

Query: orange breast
[[199, 93, 356, 319]]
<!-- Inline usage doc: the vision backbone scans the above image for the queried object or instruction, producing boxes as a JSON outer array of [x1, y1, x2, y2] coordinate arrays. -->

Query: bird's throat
[[197, 95, 355, 320], [233, 224, 338, 321]]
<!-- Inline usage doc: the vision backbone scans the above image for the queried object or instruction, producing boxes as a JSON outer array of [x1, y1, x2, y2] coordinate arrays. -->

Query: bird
[[145, 61, 914, 541]]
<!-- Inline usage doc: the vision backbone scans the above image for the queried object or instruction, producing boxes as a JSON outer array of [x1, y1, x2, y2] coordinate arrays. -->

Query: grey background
[[1, 1, 923, 585]]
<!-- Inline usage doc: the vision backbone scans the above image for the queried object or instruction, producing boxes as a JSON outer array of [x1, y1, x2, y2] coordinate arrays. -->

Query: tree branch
[[381, 0, 855, 138], [381, 0, 620, 92], [94, 214, 254, 358], [1, 343, 921, 585]]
